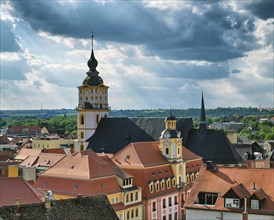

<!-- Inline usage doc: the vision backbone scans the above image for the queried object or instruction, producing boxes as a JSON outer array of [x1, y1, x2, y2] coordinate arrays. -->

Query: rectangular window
[[169, 197, 172, 206], [162, 198, 166, 208], [169, 213, 172, 220], [135, 208, 138, 217], [152, 201, 156, 211], [166, 148, 169, 155], [251, 200, 259, 209], [126, 194, 129, 203], [174, 212, 178, 220], [111, 198, 114, 204], [225, 198, 240, 208], [174, 196, 178, 205], [197, 192, 218, 205], [163, 216, 166, 220], [115, 197, 118, 203], [135, 192, 138, 201], [80, 132, 84, 139], [130, 193, 133, 202]]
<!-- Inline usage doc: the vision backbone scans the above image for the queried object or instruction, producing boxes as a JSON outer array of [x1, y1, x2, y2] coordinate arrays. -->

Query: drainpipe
[[243, 197, 248, 220]]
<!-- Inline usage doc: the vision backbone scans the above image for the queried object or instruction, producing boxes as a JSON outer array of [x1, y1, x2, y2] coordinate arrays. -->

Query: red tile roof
[[39, 150, 115, 179], [113, 141, 168, 168], [35, 176, 120, 197], [15, 148, 41, 161], [35, 150, 121, 197], [185, 166, 274, 215], [182, 146, 202, 161], [0, 177, 44, 206], [34, 153, 65, 167], [8, 126, 40, 134], [112, 141, 179, 199], [42, 148, 68, 154]]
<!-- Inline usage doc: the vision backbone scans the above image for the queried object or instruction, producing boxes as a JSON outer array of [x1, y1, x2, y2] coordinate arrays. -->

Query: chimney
[[45, 196, 51, 209], [77, 194, 83, 205], [14, 198, 20, 206], [206, 161, 214, 170], [243, 197, 248, 220], [14, 198, 20, 216]]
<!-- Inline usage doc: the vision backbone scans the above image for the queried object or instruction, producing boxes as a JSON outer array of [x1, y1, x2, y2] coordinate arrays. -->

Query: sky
[[0, 0, 273, 110]]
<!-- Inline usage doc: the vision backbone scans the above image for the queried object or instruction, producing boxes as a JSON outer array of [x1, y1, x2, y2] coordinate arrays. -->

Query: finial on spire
[[91, 31, 94, 51], [169, 107, 172, 116], [87, 31, 98, 72]]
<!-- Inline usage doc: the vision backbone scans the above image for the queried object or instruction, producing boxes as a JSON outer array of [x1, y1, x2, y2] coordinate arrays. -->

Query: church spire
[[87, 32, 98, 72], [83, 32, 103, 86], [199, 92, 208, 131]]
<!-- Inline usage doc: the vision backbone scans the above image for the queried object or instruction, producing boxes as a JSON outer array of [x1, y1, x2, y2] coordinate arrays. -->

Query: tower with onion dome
[[159, 110, 184, 188], [76, 34, 110, 151]]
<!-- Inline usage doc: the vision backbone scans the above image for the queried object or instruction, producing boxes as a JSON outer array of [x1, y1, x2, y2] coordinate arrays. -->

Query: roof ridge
[[19, 176, 44, 201]]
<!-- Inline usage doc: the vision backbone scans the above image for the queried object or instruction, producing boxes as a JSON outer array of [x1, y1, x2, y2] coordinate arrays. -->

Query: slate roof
[[186, 129, 242, 164], [234, 142, 266, 160], [87, 118, 155, 154], [0, 195, 119, 220], [130, 117, 193, 144]]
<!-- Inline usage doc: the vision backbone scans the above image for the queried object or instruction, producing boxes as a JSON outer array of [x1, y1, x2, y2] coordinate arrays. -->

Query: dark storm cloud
[[0, 20, 21, 52], [10, 1, 259, 62], [244, 0, 274, 20]]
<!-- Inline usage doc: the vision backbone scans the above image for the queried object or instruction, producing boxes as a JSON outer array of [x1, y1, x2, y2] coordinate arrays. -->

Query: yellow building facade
[[32, 138, 74, 149]]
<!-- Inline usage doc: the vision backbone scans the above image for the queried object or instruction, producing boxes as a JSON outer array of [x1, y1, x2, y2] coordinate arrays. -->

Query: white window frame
[[225, 198, 240, 208], [251, 199, 259, 209]]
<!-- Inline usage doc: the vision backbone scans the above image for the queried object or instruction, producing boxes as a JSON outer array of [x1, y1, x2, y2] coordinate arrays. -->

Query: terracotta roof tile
[[185, 166, 274, 215], [0, 177, 44, 206], [15, 148, 41, 160], [40, 150, 115, 179], [113, 141, 168, 168]]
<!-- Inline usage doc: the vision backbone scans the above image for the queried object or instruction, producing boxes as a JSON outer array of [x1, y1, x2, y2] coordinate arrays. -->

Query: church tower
[[199, 92, 208, 132], [76, 34, 110, 151], [159, 111, 184, 188]]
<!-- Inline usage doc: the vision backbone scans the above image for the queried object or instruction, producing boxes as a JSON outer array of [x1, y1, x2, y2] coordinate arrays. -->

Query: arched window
[[80, 114, 84, 125], [80, 144, 84, 151]]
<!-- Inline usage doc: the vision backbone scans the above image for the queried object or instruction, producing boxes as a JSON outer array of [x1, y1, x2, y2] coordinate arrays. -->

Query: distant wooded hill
[[1, 107, 273, 119]]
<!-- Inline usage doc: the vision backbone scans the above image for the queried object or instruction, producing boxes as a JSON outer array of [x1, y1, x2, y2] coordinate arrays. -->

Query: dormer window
[[148, 182, 154, 193], [251, 199, 259, 209], [197, 192, 218, 206], [225, 198, 240, 208], [123, 178, 132, 188], [166, 178, 171, 189], [155, 181, 160, 192], [172, 177, 176, 187], [161, 179, 165, 190]]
